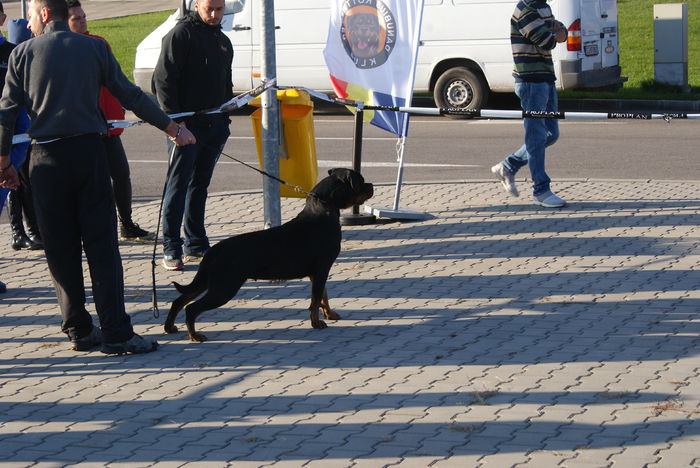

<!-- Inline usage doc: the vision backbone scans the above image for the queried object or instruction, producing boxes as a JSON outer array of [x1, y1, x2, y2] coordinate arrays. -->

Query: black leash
[[150, 143, 178, 318], [219, 150, 314, 197]]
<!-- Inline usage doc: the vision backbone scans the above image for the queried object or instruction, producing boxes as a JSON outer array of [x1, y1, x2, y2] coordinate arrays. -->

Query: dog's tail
[[173, 281, 194, 294], [165, 278, 208, 333]]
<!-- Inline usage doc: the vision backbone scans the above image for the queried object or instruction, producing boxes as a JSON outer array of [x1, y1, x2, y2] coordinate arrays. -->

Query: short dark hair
[[0, 2, 4, 14], [35, 0, 69, 21], [65, 0, 81, 9]]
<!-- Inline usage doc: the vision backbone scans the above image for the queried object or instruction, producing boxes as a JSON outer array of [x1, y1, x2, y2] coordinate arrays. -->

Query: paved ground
[[0, 178, 698, 467], [1, 1, 699, 467]]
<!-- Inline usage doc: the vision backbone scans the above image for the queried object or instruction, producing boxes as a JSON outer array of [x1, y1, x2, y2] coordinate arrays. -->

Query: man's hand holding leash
[[166, 120, 196, 146]]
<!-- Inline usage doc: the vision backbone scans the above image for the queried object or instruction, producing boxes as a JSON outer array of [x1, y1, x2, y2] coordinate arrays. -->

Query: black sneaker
[[120, 220, 156, 242], [71, 326, 103, 351], [101, 333, 158, 355]]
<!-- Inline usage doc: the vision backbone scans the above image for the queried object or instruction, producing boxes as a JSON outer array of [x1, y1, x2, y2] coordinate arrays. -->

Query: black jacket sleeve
[[152, 24, 190, 115]]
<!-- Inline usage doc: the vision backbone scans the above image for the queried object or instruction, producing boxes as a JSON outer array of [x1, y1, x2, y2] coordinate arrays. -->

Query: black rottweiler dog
[[165, 168, 374, 342]]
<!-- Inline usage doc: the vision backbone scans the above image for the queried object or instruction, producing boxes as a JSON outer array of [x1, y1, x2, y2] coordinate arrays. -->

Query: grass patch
[[90, 10, 174, 82], [562, 0, 700, 99]]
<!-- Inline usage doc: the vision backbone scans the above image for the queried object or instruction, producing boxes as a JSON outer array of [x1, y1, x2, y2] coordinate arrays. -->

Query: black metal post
[[341, 107, 376, 225]]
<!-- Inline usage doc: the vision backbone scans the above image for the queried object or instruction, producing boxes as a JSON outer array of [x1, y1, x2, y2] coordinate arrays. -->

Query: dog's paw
[[311, 320, 328, 330], [323, 310, 341, 321], [188, 332, 208, 342], [164, 324, 179, 334]]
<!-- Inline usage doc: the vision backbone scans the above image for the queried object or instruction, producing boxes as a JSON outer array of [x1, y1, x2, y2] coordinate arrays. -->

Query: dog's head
[[344, 13, 382, 58], [311, 168, 374, 210]]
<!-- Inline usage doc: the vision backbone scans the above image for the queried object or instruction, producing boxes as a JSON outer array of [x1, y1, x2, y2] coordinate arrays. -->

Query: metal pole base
[[364, 205, 432, 221], [341, 211, 377, 226]]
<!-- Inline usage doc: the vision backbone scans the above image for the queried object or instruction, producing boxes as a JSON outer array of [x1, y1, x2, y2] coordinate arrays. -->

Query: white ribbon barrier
[[10, 79, 276, 146], [278, 85, 700, 121], [12, 81, 698, 146]]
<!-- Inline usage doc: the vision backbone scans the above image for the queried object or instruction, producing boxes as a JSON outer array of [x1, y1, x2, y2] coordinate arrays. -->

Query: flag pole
[[392, 133, 406, 211], [361, 0, 430, 221], [364, 113, 430, 221]]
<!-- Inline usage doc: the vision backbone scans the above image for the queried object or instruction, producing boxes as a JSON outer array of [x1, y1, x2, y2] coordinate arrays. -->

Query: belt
[[32, 133, 104, 145]]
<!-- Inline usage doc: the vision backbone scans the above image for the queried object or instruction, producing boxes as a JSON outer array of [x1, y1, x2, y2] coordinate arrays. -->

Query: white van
[[134, 0, 625, 110]]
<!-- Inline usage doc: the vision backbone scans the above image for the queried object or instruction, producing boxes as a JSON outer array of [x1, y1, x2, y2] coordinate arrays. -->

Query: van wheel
[[433, 67, 487, 118]]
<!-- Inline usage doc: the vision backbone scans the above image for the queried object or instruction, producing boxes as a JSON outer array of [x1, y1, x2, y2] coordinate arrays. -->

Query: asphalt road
[[123, 108, 700, 204]]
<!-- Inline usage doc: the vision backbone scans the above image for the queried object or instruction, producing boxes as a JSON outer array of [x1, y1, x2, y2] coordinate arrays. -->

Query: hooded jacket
[[152, 12, 234, 125]]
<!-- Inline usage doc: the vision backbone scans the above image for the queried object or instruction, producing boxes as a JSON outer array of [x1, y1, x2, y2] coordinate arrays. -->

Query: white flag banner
[[324, 0, 425, 136]]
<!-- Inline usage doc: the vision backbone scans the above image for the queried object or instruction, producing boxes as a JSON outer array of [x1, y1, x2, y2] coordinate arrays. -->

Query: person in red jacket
[[67, 0, 154, 242]]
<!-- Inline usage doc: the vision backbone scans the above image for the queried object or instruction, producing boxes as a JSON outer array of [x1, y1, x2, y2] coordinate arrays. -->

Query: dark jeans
[[103, 135, 133, 223], [29, 135, 134, 343], [162, 123, 230, 258]]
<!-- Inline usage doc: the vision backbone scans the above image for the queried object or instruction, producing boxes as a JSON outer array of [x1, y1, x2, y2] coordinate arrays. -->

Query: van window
[[185, 0, 244, 15]]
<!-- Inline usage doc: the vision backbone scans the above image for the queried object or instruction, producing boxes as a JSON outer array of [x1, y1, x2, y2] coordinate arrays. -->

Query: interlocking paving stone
[[0, 180, 698, 466]]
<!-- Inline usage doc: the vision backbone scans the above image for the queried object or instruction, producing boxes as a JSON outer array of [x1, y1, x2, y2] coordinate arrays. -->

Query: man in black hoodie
[[153, 0, 234, 271]]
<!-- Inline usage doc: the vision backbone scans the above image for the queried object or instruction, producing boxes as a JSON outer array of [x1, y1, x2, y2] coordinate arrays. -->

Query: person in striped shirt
[[491, 0, 568, 208]]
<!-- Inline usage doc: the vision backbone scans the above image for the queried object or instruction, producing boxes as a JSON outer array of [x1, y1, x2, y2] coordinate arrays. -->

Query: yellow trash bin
[[249, 89, 318, 198]]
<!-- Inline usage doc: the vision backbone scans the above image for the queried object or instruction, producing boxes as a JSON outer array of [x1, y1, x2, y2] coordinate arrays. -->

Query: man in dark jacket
[[153, 0, 233, 271], [0, 0, 196, 354]]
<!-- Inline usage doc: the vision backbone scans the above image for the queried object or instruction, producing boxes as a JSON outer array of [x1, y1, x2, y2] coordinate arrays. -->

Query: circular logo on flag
[[340, 0, 396, 69]]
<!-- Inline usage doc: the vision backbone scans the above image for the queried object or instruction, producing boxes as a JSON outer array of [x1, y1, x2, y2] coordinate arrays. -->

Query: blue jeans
[[162, 123, 230, 258], [502, 81, 559, 196]]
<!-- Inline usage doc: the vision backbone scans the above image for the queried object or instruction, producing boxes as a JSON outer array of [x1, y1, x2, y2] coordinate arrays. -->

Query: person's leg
[[74, 136, 135, 344], [544, 82, 560, 149], [162, 139, 199, 259], [18, 150, 43, 247], [518, 82, 552, 197], [501, 83, 530, 174], [493, 83, 530, 197], [8, 189, 30, 250], [30, 142, 94, 342], [183, 124, 229, 256], [103, 135, 133, 222], [104, 135, 154, 241]]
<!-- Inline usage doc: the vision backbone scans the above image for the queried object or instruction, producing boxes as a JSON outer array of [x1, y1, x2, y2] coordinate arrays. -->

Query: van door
[[250, 0, 331, 90], [579, 0, 604, 71], [227, 0, 254, 91], [600, 0, 618, 69]]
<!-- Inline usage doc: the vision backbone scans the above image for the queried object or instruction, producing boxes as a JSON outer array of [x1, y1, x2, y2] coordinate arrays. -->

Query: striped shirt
[[511, 0, 558, 82]]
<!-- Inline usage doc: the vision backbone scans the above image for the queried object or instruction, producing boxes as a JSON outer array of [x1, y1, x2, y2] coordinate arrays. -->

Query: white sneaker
[[491, 163, 519, 197], [533, 191, 567, 208]]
